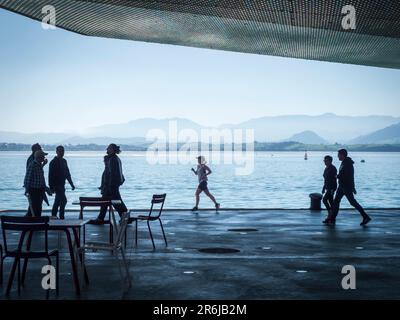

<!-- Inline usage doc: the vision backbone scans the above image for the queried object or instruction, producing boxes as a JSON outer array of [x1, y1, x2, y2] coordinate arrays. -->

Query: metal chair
[[78, 211, 131, 291], [79, 197, 114, 244], [131, 194, 167, 250], [0, 243, 3, 285], [1, 216, 59, 296]]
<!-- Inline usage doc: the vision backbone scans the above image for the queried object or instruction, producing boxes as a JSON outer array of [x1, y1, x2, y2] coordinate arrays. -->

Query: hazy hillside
[[284, 131, 328, 144], [350, 122, 400, 144], [1, 114, 399, 144]]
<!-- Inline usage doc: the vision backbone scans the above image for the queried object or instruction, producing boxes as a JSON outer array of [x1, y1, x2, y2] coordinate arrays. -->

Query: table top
[[49, 219, 90, 228]]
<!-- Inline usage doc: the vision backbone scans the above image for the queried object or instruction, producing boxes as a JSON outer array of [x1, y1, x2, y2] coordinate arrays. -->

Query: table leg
[[64, 229, 81, 295], [72, 227, 89, 285]]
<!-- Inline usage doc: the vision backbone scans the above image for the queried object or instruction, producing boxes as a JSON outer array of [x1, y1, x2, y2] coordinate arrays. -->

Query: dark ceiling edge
[[0, 5, 397, 70]]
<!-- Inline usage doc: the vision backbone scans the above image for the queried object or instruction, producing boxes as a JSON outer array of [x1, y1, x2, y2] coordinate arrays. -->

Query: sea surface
[[0, 151, 399, 211]]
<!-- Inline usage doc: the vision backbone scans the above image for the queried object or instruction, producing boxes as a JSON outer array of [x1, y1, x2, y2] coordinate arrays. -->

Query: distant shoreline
[[1, 142, 400, 152]]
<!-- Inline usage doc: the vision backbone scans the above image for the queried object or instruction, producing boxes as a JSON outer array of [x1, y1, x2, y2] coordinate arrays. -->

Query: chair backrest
[[79, 197, 111, 207], [110, 211, 130, 248], [149, 194, 166, 219], [1, 216, 50, 254], [79, 197, 113, 219]]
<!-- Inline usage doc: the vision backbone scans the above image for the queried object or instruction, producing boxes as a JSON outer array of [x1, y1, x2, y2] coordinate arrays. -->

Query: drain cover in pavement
[[198, 248, 240, 254], [227, 228, 259, 232]]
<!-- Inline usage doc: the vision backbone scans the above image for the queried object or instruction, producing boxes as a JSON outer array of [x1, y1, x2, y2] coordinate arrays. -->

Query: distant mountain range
[[350, 122, 400, 144], [1, 114, 400, 145], [285, 131, 328, 144]]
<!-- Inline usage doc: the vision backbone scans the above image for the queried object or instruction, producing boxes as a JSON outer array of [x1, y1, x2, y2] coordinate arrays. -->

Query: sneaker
[[50, 216, 59, 220], [215, 203, 220, 210], [360, 216, 371, 226], [191, 206, 198, 212]]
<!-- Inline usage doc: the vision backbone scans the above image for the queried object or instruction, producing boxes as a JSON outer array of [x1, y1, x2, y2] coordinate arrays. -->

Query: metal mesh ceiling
[[1, 0, 400, 69]]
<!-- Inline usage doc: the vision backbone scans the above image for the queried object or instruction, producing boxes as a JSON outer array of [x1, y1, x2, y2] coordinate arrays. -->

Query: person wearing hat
[[24, 150, 52, 217], [93, 143, 128, 223], [191, 156, 220, 212], [24, 143, 48, 216], [49, 145, 75, 219]]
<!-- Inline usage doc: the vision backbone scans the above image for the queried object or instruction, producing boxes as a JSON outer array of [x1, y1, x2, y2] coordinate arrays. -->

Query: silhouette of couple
[[322, 149, 371, 226]]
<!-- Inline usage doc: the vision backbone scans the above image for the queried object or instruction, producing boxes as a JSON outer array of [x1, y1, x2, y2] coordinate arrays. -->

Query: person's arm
[[109, 157, 119, 187], [48, 160, 55, 191], [65, 160, 75, 190], [205, 165, 212, 175], [191, 168, 198, 175], [24, 164, 33, 194]]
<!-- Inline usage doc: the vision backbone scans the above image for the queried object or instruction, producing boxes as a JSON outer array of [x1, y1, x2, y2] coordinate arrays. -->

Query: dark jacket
[[101, 154, 125, 194], [49, 157, 73, 190], [323, 164, 337, 191], [26, 153, 34, 169], [337, 157, 356, 191]]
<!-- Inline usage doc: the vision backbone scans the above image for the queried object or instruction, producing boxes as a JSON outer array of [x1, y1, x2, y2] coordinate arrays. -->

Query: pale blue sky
[[0, 8, 400, 133]]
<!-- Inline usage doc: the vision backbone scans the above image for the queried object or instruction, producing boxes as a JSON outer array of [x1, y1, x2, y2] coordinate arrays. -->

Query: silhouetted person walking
[[321, 155, 337, 224], [331, 149, 371, 226], [24, 143, 47, 216], [93, 144, 128, 223], [49, 146, 75, 219], [24, 150, 52, 217], [191, 156, 220, 212]]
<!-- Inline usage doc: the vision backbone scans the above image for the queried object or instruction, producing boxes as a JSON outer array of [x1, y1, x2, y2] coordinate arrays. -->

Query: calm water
[[0, 151, 399, 210]]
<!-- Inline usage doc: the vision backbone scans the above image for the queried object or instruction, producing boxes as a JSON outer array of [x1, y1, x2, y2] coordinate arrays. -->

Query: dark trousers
[[332, 186, 368, 219], [52, 187, 67, 219], [97, 187, 128, 220], [322, 190, 335, 212], [26, 188, 44, 217]]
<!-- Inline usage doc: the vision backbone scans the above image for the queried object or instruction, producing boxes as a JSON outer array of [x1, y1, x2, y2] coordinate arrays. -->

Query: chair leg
[[17, 258, 21, 295], [147, 221, 155, 250], [135, 220, 138, 247], [22, 231, 34, 285], [6, 257, 19, 295], [159, 219, 168, 247], [56, 253, 59, 295], [0, 246, 3, 285], [0, 256, 4, 286], [120, 248, 131, 288]]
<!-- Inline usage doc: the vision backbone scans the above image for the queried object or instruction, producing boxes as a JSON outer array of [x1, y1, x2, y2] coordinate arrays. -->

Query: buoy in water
[[361, 159, 365, 163]]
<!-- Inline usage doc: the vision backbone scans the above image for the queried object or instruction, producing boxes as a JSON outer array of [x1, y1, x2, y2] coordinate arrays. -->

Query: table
[[23, 219, 90, 295], [49, 219, 90, 295]]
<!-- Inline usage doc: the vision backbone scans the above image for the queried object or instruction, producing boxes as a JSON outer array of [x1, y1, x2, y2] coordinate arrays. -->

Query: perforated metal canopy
[[1, 0, 400, 69]]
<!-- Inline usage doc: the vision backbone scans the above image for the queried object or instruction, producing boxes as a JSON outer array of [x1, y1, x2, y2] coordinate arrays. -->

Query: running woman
[[191, 156, 220, 212]]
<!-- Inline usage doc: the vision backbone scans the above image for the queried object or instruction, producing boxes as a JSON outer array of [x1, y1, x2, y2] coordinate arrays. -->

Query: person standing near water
[[24, 150, 52, 217], [191, 156, 220, 212], [93, 144, 128, 223], [24, 143, 47, 216], [331, 149, 371, 226], [49, 146, 75, 219], [321, 155, 337, 224]]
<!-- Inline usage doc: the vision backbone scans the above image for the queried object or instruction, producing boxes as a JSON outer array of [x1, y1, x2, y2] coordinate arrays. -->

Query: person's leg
[[52, 191, 61, 217], [344, 191, 368, 219], [30, 189, 43, 217], [204, 189, 217, 205], [59, 190, 67, 220], [194, 188, 201, 208], [112, 188, 128, 216], [322, 192, 331, 211], [25, 206, 32, 217], [96, 192, 111, 220], [332, 187, 345, 219]]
